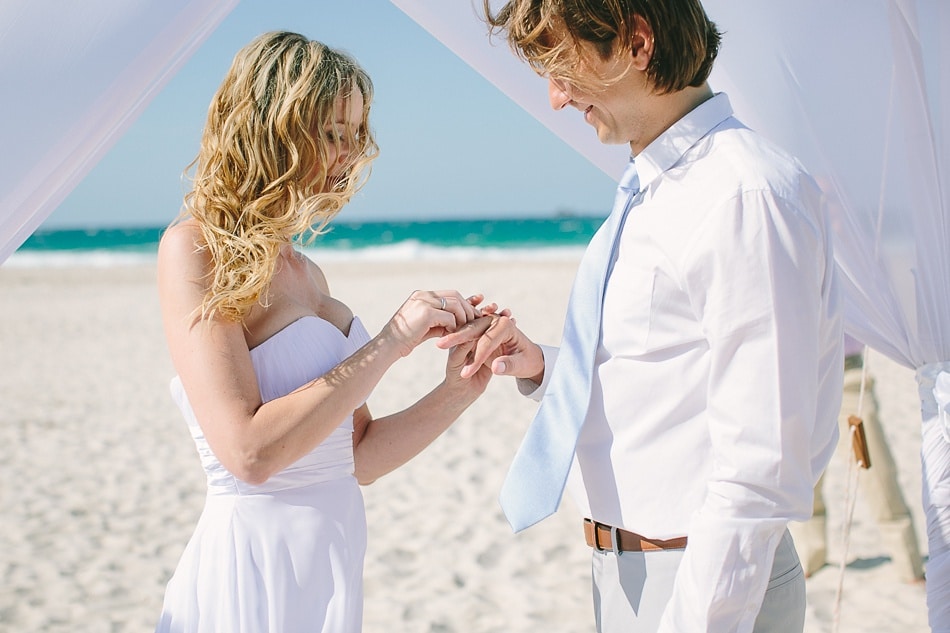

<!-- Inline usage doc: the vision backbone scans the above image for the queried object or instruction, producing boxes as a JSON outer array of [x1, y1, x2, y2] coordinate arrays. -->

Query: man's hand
[[437, 315, 544, 383]]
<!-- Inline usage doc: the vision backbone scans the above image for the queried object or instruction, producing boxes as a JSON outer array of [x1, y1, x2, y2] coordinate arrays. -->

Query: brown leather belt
[[584, 518, 688, 553]]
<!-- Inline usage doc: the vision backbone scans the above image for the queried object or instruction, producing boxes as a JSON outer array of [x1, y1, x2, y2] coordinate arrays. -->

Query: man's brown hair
[[484, 0, 722, 94]]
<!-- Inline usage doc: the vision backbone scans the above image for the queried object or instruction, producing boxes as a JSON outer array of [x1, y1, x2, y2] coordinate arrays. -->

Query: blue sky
[[43, 0, 615, 229]]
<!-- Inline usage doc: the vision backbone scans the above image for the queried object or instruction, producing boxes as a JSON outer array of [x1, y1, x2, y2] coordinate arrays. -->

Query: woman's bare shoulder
[[157, 219, 214, 295], [159, 219, 209, 265], [160, 219, 202, 253]]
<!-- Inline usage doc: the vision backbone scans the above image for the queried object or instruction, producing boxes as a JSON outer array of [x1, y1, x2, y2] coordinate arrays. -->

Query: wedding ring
[[440, 297, 446, 310]]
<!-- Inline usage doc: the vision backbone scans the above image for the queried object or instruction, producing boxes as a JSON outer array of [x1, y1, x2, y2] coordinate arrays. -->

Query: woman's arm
[[158, 222, 469, 485], [352, 336, 494, 484]]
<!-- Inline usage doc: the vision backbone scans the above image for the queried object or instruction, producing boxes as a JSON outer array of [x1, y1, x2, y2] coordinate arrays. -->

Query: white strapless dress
[[156, 316, 372, 633]]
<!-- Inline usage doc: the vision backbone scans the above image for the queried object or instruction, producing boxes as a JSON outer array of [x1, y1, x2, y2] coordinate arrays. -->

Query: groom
[[441, 1, 843, 631]]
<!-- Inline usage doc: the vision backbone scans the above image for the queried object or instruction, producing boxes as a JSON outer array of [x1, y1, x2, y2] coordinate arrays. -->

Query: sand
[[0, 256, 930, 632]]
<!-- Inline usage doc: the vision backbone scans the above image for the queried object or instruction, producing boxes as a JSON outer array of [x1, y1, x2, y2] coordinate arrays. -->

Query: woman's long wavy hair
[[183, 31, 378, 322]]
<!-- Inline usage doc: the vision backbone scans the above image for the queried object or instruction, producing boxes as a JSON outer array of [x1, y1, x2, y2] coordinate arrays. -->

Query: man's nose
[[548, 77, 572, 110]]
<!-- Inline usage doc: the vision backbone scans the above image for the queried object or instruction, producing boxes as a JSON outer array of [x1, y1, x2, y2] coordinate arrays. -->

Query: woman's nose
[[337, 141, 352, 163]]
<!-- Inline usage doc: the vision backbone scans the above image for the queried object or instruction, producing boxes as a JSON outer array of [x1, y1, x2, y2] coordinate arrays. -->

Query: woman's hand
[[442, 317, 498, 396], [380, 290, 480, 357], [466, 293, 512, 319]]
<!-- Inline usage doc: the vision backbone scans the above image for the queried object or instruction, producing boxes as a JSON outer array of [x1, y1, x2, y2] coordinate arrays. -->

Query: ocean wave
[[3, 250, 160, 268], [4, 241, 585, 268], [302, 240, 585, 262]]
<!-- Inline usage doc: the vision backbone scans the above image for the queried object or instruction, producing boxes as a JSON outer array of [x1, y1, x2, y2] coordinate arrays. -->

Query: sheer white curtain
[[0, 0, 237, 263], [390, 0, 949, 629]]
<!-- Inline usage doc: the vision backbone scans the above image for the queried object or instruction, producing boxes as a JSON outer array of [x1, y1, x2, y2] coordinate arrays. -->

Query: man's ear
[[629, 14, 654, 71]]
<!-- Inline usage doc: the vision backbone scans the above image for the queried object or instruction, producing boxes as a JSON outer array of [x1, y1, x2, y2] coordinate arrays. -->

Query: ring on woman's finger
[[440, 297, 446, 310]]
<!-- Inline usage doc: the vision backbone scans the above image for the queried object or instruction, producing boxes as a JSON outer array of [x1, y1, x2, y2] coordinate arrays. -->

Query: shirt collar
[[633, 92, 734, 190]]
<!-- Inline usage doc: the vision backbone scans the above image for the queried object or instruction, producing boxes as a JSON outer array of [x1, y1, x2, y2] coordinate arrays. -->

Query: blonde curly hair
[[183, 31, 378, 321]]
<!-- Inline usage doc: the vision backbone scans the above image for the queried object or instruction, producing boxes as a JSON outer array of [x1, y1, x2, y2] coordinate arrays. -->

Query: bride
[[154, 30, 497, 632]]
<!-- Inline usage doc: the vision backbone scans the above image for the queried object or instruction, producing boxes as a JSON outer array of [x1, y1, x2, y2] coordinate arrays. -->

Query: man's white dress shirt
[[525, 93, 844, 632]]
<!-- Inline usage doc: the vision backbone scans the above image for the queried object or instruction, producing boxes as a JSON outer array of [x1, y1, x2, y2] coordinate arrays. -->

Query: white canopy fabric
[[391, 0, 949, 628], [0, 0, 237, 263], [0, 0, 947, 628]]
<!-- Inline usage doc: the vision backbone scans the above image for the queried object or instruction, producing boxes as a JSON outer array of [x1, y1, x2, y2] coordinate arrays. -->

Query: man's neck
[[629, 83, 714, 155]]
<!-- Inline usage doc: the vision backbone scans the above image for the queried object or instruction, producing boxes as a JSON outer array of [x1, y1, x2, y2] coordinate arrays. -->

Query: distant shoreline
[[10, 217, 605, 267]]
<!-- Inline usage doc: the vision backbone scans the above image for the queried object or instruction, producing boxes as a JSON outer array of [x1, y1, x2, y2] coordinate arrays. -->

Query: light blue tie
[[499, 157, 641, 532]]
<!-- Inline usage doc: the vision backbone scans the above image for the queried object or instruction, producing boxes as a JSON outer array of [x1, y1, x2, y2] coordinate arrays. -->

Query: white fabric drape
[[919, 361, 950, 630], [0, 0, 237, 263], [390, 0, 949, 629]]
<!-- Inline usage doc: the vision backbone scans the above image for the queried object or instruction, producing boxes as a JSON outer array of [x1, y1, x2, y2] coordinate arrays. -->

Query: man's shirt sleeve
[[658, 188, 834, 632]]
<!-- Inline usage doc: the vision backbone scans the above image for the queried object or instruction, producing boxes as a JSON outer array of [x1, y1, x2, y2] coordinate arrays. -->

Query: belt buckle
[[609, 524, 623, 557], [590, 520, 623, 557]]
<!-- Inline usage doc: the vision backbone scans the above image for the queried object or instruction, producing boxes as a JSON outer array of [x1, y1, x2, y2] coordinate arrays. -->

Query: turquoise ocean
[[9, 217, 602, 266]]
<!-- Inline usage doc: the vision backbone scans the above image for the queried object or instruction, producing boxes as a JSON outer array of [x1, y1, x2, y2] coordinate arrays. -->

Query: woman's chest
[[245, 261, 353, 348]]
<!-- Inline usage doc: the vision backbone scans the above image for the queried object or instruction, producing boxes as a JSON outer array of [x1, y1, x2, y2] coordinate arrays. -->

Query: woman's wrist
[[435, 377, 483, 411], [371, 326, 415, 361]]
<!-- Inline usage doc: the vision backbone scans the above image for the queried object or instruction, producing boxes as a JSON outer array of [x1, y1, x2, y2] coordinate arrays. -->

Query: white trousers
[[591, 529, 804, 633]]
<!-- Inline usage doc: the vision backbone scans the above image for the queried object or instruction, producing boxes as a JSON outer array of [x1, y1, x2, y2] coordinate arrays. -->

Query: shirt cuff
[[515, 345, 558, 401]]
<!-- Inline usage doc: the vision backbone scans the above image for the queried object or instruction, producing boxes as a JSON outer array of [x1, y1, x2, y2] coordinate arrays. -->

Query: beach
[[0, 257, 930, 632]]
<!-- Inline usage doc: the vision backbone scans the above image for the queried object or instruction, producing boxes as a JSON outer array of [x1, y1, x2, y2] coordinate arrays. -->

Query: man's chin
[[593, 128, 613, 144], [595, 130, 629, 146]]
